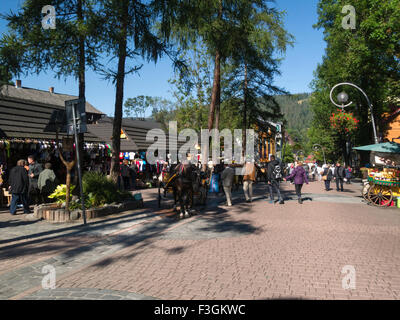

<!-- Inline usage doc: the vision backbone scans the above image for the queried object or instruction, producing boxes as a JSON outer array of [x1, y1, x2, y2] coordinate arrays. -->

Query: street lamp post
[[329, 82, 379, 144], [295, 150, 304, 161], [313, 144, 326, 165]]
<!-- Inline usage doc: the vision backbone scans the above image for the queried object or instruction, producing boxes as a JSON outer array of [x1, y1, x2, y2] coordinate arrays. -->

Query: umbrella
[[353, 142, 400, 153]]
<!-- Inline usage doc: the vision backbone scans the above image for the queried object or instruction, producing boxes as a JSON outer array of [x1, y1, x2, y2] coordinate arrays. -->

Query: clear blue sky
[[0, 0, 325, 116]]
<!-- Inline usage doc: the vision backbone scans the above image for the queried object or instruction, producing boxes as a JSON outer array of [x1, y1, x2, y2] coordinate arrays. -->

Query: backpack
[[273, 163, 283, 180]]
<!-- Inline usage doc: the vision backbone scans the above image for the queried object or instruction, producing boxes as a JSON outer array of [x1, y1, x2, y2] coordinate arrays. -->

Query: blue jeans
[[10, 193, 30, 215], [268, 180, 282, 201]]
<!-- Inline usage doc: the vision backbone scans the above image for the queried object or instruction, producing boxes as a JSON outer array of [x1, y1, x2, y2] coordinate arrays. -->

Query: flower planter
[[34, 199, 144, 223]]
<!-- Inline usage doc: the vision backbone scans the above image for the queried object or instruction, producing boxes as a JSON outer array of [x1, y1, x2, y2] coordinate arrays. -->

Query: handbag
[[322, 175, 328, 181]]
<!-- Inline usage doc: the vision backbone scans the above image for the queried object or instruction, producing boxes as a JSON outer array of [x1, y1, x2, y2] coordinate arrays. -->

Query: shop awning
[[353, 142, 400, 153]]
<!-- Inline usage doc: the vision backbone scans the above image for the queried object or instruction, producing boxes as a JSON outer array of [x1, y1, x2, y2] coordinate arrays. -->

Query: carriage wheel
[[362, 183, 371, 201], [368, 185, 393, 207]]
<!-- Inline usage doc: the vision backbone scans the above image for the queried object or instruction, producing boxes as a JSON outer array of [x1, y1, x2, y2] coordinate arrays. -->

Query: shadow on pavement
[[0, 219, 41, 229]]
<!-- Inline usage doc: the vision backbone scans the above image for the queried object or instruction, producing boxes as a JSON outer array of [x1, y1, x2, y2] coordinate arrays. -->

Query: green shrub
[[82, 172, 133, 207], [49, 173, 134, 210], [48, 184, 76, 204]]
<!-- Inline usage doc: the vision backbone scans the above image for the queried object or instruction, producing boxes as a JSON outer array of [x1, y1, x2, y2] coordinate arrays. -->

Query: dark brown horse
[[164, 163, 199, 218]]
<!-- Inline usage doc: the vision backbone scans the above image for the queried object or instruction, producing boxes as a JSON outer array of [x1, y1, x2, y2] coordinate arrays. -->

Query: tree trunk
[[110, 7, 128, 184], [202, 1, 222, 171], [208, 50, 221, 131], [242, 63, 248, 158], [56, 130, 76, 212], [75, 0, 86, 192], [202, 50, 221, 171], [65, 168, 72, 211]]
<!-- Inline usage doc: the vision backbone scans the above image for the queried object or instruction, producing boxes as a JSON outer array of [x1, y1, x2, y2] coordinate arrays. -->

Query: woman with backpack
[[285, 161, 309, 204]]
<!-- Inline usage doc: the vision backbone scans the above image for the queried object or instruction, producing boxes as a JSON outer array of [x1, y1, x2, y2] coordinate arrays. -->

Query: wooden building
[[383, 100, 400, 142], [0, 82, 105, 167], [255, 119, 278, 163]]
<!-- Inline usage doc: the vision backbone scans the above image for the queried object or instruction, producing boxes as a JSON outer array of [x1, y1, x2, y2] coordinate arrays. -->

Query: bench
[[1, 188, 11, 207]]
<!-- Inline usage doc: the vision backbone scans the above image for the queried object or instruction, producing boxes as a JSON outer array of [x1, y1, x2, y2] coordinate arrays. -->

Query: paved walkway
[[1, 180, 400, 300]]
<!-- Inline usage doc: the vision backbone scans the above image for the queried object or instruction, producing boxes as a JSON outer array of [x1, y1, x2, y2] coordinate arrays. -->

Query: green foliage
[[282, 144, 295, 163], [274, 94, 312, 132], [310, 0, 400, 163], [48, 184, 76, 204], [164, 1, 293, 132], [82, 171, 132, 207], [124, 96, 172, 119], [1, 0, 102, 81], [0, 34, 24, 86], [48, 174, 134, 209]]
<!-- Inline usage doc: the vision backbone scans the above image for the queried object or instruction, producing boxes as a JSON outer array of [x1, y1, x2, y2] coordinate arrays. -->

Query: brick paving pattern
[[0, 180, 399, 300]]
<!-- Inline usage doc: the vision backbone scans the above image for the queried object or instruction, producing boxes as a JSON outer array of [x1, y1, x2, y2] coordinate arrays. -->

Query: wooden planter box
[[34, 199, 144, 223]]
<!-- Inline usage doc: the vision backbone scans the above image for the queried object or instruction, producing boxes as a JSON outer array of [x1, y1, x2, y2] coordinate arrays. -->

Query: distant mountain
[[275, 93, 312, 132]]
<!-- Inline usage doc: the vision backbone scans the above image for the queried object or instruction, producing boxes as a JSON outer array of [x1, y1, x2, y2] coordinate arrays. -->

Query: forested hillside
[[275, 93, 312, 132]]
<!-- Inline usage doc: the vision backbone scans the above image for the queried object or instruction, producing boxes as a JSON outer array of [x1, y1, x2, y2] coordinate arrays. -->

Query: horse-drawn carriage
[[157, 164, 209, 216]]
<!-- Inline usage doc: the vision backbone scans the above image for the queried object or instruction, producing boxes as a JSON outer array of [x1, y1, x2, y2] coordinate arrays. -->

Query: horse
[[164, 163, 199, 218]]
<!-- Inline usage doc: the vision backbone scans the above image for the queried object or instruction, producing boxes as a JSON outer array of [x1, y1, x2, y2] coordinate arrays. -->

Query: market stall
[[354, 142, 400, 207]]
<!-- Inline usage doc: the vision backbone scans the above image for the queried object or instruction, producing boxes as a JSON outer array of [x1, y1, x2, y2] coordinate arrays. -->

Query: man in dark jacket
[[28, 155, 42, 204], [267, 155, 284, 204], [9, 160, 31, 215], [120, 159, 131, 190], [335, 162, 345, 192], [129, 162, 137, 191]]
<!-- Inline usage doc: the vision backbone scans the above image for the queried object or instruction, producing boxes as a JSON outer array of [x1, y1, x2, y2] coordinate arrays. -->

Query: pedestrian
[[209, 165, 221, 194], [304, 164, 310, 180], [27, 155, 42, 205], [321, 164, 333, 191], [129, 161, 137, 191], [317, 164, 324, 181], [221, 164, 235, 206], [311, 165, 316, 181], [38, 162, 57, 203], [335, 162, 345, 191], [0, 162, 7, 188], [331, 164, 336, 177], [345, 165, 352, 184], [285, 161, 309, 204], [243, 161, 256, 203], [120, 159, 131, 190], [8, 160, 31, 215], [267, 155, 284, 204]]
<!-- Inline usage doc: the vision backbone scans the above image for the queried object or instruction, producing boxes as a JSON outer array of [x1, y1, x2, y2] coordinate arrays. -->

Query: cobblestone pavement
[[21, 288, 157, 300], [1, 180, 400, 300]]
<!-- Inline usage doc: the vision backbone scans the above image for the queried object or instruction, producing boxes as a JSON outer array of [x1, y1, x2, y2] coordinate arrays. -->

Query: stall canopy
[[353, 142, 400, 165], [353, 142, 400, 153]]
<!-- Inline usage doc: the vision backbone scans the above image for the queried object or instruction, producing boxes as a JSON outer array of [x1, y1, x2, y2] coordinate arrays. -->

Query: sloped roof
[[0, 84, 104, 115], [87, 117, 186, 152], [0, 85, 104, 142], [87, 117, 139, 151]]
